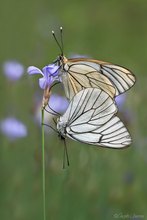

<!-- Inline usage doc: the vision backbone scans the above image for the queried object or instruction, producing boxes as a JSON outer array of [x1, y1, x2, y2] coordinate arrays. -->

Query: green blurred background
[[0, 0, 147, 219]]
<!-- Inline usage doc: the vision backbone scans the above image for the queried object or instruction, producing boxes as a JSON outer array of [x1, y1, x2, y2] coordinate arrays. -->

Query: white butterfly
[[57, 88, 132, 148], [52, 27, 136, 101]]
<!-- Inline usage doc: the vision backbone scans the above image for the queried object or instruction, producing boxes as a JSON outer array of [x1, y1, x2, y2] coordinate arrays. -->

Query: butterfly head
[[52, 55, 68, 72]]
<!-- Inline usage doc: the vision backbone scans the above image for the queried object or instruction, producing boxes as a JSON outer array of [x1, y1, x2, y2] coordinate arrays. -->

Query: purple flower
[[3, 61, 24, 81], [0, 117, 27, 140], [68, 53, 90, 59], [48, 94, 69, 113], [35, 94, 69, 129], [27, 64, 60, 89], [115, 94, 133, 125], [115, 94, 126, 110]]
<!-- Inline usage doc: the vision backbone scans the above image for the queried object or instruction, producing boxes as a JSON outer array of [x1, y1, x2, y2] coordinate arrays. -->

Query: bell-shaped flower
[[27, 64, 60, 89]]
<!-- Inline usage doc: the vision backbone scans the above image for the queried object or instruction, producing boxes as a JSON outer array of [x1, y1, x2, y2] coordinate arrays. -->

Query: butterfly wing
[[58, 88, 131, 148], [60, 58, 136, 100]]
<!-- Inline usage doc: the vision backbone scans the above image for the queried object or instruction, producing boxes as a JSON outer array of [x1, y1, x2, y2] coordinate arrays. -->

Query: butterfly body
[[57, 118, 67, 137]]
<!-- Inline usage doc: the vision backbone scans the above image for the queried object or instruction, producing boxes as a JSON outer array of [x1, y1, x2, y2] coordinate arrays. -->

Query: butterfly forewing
[[59, 57, 136, 100]]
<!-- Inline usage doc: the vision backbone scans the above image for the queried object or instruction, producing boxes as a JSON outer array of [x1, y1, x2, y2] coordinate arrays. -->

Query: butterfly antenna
[[63, 138, 70, 169], [52, 29, 63, 55], [60, 27, 64, 56]]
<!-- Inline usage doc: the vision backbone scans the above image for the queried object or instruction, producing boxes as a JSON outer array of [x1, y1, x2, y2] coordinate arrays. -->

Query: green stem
[[42, 108, 46, 220]]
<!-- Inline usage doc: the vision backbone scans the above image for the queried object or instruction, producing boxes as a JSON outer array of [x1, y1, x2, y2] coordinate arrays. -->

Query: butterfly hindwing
[[57, 88, 132, 148]]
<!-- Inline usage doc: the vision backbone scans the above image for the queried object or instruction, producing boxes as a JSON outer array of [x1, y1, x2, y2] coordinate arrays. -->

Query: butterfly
[[57, 88, 132, 148], [52, 27, 136, 100]]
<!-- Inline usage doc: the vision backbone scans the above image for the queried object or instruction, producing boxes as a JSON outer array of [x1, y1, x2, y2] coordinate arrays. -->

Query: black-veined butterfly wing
[[59, 57, 136, 100], [57, 88, 132, 148]]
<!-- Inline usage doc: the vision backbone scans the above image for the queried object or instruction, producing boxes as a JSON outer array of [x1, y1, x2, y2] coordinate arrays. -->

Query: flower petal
[[27, 66, 43, 75], [39, 77, 48, 89], [43, 64, 59, 76], [42, 66, 50, 79], [48, 65, 59, 75]]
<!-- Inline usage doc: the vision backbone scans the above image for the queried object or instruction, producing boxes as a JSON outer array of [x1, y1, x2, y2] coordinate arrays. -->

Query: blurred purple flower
[[27, 64, 60, 89], [68, 53, 90, 59], [3, 61, 24, 80], [115, 94, 126, 110], [0, 117, 27, 140], [115, 94, 133, 125], [48, 94, 69, 113], [35, 94, 69, 129]]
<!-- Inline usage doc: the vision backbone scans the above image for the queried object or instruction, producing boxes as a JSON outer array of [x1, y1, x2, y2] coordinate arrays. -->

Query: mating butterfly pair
[[50, 27, 136, 148], [30, 27, 136, 148]]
